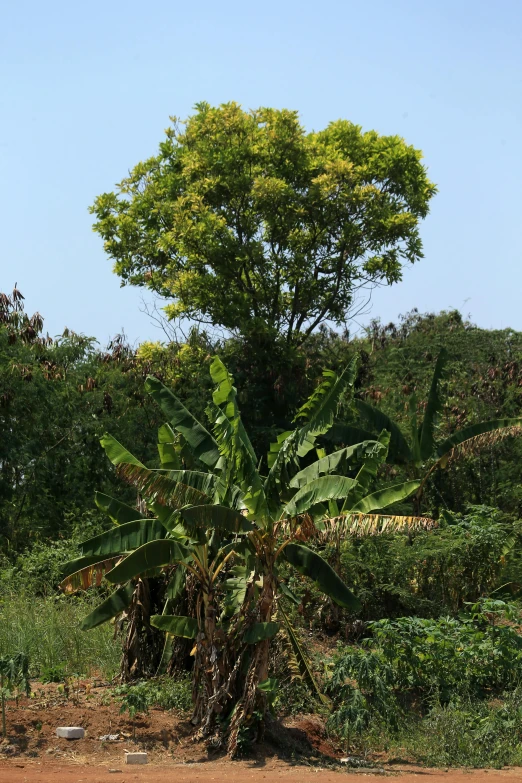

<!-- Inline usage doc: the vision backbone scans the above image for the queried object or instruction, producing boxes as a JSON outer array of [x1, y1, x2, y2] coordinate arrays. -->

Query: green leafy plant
[[327, 349, 522, 509], [63, 356, 428, 754], [328, 599, 522, 747], [0, 652, 30, 739]]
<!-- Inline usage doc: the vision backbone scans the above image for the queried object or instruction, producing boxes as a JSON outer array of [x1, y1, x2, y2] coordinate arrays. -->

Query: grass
[[335, 694, 522, 769], [0, 591, 120, 680]]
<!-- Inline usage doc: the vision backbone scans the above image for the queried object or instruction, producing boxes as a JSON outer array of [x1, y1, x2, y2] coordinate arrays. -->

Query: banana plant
[[63, 355, 428, 755], [326, 348, 522, 489]]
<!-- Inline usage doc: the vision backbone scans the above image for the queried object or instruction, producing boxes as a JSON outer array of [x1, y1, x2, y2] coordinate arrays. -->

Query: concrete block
[[125, 751, 148, 765], [56, 727, 85, 739]]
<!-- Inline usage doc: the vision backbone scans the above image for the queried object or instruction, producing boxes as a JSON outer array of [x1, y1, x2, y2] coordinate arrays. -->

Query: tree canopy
[[91, 102, 436, 345]]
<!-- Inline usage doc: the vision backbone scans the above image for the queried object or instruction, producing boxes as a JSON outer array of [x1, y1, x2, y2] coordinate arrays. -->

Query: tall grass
[[0, 592, 120, 680]]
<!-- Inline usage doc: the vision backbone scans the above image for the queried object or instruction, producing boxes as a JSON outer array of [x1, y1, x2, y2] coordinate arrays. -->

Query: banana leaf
[[94, 492, 143, 526], [295, 358, 358, 457], [347, 480, 420, 514], [419, 348, 447, 460], [243, 622, 280, 644], [150, 615, 199, 639], [289, 440, 382, 489], [284, 543, 360, 610], [145, 376, 220, 468], [79, 519, 166, 557], [116, 464, 215, 509], [100, 433, 145, 467], [181, 504, 253, 534], [355, 399, 412, 464], [80, 583, 134, 631], [105, 539, 186, 584], [283, 475, 359, 518], [210, 357, 258, 465], [436, 418, 522, 460], [60, 556, 122, 593]]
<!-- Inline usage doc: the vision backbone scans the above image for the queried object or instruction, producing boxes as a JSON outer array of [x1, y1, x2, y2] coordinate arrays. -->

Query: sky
[[1, 0, 521, 347]]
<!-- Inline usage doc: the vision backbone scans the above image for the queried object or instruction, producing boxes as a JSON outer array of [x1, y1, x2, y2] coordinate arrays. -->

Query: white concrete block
[[125, 751, 148, 765], [56, 727, 85, 739]]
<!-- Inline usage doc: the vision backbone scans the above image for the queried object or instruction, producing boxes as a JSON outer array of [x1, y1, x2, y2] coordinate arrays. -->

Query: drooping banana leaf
[[60, 556, 122, 593], [282, 475, 359, 518], [436, 418, 522, 463], [100, 433, 145, 467], [419, 348, 447, 460], [61, 553, 122, 580], [145, 376, 221, 468], [166, 563, 187, 600], [180, 504, 254, 534], [80, 583, 134, 631], [279, 605, 329, 705], [355, 399, 412, 464], [79, 519, 167, 557], [115, 464, 215, 509], [94, 492, 144, 526], [243, 622, 280, 644], [105, 539, 186, 584], [347, 480, 420, 514], [284, 543, 361, 610], [150, 615, 199, 639]]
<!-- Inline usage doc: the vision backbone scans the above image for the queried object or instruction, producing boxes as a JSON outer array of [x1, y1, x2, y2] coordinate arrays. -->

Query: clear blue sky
[[2, 0, 521, 346]]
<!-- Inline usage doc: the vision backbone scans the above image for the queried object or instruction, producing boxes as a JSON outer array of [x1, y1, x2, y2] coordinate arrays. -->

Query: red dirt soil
[[2, 681, 522, 783], [3, 761, 522, 783]]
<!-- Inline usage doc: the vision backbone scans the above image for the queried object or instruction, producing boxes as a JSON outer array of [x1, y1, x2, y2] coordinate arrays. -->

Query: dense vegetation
[[2, 289, 522, 763], [2, 104, 522, 768]]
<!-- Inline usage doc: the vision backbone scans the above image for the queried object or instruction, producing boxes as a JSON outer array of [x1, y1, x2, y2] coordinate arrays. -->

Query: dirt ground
[[4, 761, 522, 783], [2, 681, 522, 783]]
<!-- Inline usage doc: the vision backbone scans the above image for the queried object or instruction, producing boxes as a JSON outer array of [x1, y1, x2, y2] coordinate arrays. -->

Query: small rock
[[99, 733, 121, 742], [125, 751, 148, 765], [108, 770, 123, 774], [56, 727, 85, 739], [1, 744, 18, 756]]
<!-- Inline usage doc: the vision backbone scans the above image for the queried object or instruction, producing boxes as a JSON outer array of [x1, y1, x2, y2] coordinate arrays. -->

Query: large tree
[[91, 102, 436, 345]]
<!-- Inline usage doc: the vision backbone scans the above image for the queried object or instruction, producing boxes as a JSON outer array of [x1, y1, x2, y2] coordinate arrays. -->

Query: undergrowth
[[0, 592, 120, 679], [327, 599, 522, 767]]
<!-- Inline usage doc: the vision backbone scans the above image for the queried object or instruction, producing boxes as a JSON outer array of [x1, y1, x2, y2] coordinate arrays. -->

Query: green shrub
[[328, 599, 522, 744], [115, 677, 192, 714], [339, 507, 515, 620]]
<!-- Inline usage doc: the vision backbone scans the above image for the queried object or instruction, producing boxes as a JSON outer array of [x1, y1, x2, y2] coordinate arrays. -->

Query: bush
[[115, 677, 192, 714], [328, 599, 522, 746], [339, 506, 515, 620]]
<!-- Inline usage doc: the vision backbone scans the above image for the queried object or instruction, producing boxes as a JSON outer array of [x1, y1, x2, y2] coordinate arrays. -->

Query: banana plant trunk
[[227, 550, 277, 756]]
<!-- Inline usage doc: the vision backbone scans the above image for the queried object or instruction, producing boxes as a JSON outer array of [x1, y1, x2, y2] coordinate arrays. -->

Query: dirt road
[[2, 761, 522, 783]]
